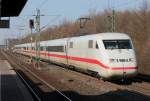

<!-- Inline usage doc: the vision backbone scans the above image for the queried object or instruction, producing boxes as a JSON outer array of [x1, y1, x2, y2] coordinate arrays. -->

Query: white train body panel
[[14, 33, 138, 79]]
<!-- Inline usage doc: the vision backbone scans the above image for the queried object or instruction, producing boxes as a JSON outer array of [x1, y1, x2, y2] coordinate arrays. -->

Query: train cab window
[[118, 40, 132, 49], [88, 40, 93, 48], [70, 42, 73, 48], [103, 40, 132, 49], [96, 42, 99, 49], [103, 40, 118, 49]]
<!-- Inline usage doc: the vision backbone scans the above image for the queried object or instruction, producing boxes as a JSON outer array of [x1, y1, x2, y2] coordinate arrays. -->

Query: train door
[[87, 40, 94, 71], [43, 46, 47, 60], [86, 40, 100, 73], [64, 44, 68, 65], [46, 46, 50, 61], [67, 40, 73, 67]]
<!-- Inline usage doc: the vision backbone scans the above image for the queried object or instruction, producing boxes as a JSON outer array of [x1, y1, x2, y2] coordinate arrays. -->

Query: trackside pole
[[35, 9, 41, 69], [29, 19, 34, 63]]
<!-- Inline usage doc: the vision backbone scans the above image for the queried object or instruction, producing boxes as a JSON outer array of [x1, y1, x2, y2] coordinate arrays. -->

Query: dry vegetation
[[18, 1, 150, 75]]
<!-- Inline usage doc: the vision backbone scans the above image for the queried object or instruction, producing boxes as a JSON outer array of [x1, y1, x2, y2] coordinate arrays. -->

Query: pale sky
[[0, 0, 145, 45]]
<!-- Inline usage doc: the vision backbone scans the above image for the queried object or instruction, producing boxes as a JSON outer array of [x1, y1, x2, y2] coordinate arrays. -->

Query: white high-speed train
[[14, 33, 138, 79]]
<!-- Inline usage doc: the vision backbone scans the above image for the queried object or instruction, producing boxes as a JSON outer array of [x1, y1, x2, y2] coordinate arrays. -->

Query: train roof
[[15, 32, 131, 47], [69, 32, 131, 40]]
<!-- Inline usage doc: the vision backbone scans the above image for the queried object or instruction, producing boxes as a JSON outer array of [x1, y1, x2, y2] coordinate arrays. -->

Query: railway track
[[1, 50, 150, 100], [15, 71, 42, 101], [124, 82, 150, 96], [1, 50, 72, 101], [136, 74, 150, 83], [107, 78, 150, 96]]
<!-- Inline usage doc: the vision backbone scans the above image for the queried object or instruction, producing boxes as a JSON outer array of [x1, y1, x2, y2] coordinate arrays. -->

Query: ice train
[[14, 33, 138, 79]]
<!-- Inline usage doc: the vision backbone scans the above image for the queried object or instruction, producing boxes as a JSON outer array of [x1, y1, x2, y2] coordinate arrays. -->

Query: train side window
[[70, 42, 73, 48], [46, 46, 50, 51], [44, 47, 45, 51], [46, 47, 48, 51], [46, 46, 64, 52], [40, 47, 43, 51], [32, 47, 34, 50], [96, 42, 99, 49], [88, 40, 93, 48]]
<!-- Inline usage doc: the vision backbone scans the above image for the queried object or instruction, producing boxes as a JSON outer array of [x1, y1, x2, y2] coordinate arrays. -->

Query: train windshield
[[103, 40, 132, 49]]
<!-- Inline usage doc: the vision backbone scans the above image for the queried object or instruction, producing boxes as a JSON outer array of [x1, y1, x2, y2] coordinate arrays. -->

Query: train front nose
[[101, 58, 138, 80], [108, 67, 138, 79], [108, 58, 138, 79], [103, 39, 138, 79]]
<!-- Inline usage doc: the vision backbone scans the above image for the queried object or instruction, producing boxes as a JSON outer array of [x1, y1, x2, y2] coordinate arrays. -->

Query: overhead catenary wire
[[37, 0, 49, 10], [16, 1, 62, 36], [112, 0, 144, 10], [40, 15, 61, 30], [106, 0, 144, 32], [12, 0, 145, 38], [19, 0, 50, 24]]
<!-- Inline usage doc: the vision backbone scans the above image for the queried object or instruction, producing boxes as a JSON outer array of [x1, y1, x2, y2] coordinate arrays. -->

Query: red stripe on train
[[111, 67, 136, 70], [47, 53, 136, 70], [48, 53, 109, 69], [23, 50, 137, 70]]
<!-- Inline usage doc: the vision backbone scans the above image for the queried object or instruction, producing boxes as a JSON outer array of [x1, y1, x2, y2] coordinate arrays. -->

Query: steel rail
[[2, 50, 72, 101], [16, 71, 42, 101]]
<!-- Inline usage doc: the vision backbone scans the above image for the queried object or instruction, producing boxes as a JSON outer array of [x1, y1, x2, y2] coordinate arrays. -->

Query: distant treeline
[[20, 1, 150, 75]]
